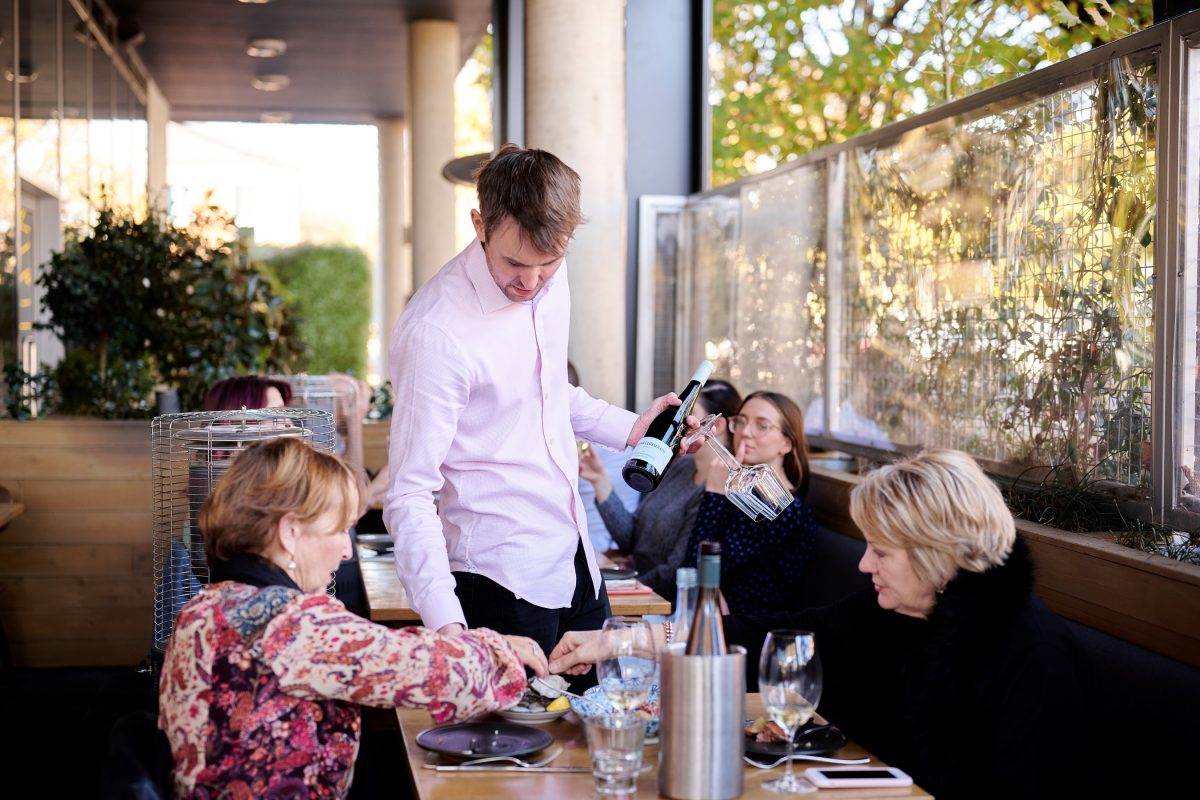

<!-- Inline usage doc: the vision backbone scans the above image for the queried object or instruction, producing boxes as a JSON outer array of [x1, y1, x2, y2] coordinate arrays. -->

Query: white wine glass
[[759, 630, 823, 794], [681, 414, 794, 521], [596, 617, 657, 718]]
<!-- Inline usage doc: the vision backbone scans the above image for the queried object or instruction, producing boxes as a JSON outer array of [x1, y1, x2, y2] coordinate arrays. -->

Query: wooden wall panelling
[[362, 421, 388, 474], [0, 420, 153, 667]]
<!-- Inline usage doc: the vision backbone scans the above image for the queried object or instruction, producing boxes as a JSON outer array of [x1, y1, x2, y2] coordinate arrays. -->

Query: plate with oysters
[[495, 674, 572, 724]]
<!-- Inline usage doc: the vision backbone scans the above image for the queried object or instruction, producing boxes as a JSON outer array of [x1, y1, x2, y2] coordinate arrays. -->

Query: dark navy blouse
[[684, 490, 817, 615]]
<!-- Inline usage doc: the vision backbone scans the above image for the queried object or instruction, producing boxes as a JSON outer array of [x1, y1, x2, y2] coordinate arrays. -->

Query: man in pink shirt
[[384, 145, 690, 665]]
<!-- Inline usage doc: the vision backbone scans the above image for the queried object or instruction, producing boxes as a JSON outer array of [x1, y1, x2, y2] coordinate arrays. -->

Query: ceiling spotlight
[[237, 0, 275, 5], [252, 73, 290, 92], [5, 62, 38, 83], [260, 111, 293, 124], [246, 38, 287, 58]]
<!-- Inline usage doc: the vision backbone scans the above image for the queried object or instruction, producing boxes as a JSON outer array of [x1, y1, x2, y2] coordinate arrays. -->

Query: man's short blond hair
[[200, 438, 363, 564], [849, 449, 1015, 589]]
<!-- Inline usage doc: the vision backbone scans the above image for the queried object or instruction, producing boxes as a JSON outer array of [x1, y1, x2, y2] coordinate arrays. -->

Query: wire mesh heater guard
[[279, 374, 365, 471], [150, 408, 336, 654]]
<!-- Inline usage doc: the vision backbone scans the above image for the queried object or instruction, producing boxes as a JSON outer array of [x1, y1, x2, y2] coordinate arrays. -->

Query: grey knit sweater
[[596, 455, 705, 600]]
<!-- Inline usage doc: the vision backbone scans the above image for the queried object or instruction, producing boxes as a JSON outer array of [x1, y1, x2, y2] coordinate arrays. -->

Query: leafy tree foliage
[[262, 244, 372, 378], [711, 0, 1155, 185]]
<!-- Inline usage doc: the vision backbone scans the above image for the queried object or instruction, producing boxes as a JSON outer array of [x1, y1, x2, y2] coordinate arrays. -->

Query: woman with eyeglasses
[[681, 390, 817, 614]]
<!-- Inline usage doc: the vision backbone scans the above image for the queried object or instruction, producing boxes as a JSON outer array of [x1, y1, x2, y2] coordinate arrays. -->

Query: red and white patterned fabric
[[159, 582, 525, 798]]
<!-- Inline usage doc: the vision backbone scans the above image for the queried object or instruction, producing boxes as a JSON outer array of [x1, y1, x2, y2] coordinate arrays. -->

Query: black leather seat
[[98, 711, 172, 800]]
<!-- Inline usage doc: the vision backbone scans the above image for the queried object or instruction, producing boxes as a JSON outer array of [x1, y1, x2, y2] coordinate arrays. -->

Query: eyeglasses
[[728, 415, 782, 436]]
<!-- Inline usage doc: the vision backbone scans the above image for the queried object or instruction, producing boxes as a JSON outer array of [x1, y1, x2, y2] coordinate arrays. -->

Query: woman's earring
[[287, 556, 297, 571]]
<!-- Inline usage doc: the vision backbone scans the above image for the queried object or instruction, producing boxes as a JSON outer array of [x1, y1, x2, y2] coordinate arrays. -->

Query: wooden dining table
[[395, 694, 932, 799], [359, 555, 672, 622]]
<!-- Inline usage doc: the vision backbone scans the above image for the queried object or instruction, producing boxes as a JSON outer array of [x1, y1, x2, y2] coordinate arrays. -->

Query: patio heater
[[149, 408, 336, 658], [278, 374, 365, 472]]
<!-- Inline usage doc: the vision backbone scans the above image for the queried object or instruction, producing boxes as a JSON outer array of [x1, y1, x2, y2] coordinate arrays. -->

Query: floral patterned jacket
[[159, 572, 525, 799]]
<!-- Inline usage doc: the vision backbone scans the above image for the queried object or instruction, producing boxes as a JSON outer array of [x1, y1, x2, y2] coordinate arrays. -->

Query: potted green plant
[[33, 201, 304, 417]]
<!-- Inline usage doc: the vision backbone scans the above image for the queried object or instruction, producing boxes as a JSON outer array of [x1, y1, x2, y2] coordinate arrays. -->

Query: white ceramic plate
[[495, 707, 570, 725]]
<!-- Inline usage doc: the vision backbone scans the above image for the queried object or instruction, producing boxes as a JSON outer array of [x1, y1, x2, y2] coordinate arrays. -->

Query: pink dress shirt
[[384, 239, 638, 633]]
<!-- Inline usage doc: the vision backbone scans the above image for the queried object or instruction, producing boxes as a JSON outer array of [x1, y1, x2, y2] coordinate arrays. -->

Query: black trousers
[[453, 540, 611, 690]]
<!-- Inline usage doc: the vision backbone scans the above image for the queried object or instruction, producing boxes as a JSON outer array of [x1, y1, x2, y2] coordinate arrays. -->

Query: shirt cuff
[[416, 591, 468, 633], [595, 405, 640, 450]]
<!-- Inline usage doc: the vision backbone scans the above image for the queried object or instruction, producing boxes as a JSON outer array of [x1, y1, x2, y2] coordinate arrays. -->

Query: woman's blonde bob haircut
[[200, 438, 364, 565], [849, 449, 1016, 590]]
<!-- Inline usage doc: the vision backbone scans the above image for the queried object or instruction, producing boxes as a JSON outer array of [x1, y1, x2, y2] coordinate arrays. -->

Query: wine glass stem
[[782, 730, 796, 785], [704, 436, 742, 472]]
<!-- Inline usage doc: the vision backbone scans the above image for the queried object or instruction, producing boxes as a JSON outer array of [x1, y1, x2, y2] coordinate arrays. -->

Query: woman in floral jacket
[[159, 437, 546, 799]]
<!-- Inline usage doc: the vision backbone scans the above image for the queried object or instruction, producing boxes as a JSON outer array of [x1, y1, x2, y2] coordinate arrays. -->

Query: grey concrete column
[[409, 19, 459, 289], [525, 0, 628, 406], [146, 79, 170, 209], [378, 118, 412, 362]]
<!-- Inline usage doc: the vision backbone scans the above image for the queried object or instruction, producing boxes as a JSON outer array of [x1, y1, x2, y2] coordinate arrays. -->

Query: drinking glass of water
[[584, 714, 646, 796], [759, 630, 823, 793]]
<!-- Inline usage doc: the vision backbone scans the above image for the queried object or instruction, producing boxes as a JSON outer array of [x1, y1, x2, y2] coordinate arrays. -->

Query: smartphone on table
[[803, 766, 913, 788]]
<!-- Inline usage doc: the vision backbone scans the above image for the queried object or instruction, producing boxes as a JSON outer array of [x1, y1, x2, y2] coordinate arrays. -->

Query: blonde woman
[[552, 449, 1086, 799], [160, 438, 546, 798]]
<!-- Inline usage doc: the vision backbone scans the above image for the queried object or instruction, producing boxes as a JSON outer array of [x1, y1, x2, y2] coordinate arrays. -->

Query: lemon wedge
[[546, 696, 570, 711]]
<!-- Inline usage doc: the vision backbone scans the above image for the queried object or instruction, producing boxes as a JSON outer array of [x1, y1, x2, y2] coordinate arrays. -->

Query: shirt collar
[[465, 237, 561, 314], [466, 239, 514, 315]]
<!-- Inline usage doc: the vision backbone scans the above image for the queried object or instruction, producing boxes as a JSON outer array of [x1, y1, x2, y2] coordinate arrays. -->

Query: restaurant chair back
[[98, 711, 172, 800], [0, 583, 11, 670], [1066, 619, 1200, 795], [795, 526, 872, 610]]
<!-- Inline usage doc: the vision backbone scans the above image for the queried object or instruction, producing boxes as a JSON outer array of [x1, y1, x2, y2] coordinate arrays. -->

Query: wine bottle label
[[631, 438, 673, 471]]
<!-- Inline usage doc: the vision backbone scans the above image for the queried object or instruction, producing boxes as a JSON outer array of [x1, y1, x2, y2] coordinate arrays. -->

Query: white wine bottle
[[686, 541, 727, 655], [622, 360, 714, 493], [669, 566, 698, 647]]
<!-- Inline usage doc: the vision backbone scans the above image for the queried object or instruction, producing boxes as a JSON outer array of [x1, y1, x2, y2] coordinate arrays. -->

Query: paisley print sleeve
[[256, 594, 526, 723]]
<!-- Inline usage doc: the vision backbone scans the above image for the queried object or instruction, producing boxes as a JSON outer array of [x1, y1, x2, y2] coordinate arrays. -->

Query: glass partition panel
[[89, 35, 113, 206], [17, 0, 61, 196], [129, 96, 148, 215], [110, 76, 131, 209], [733, 164, 826, 416], [641, 199, 685, 403], [61, 2, 92, 227], [0, 0, 16, 400], [1183, 36, 1200, 510], [838, 55, 1156, 484], [680, 196, 740, 382]]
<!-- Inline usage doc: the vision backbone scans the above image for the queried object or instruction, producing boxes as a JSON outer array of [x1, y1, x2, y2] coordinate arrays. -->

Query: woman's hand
[[578, 446, 613, 503], [705, 440, 745, 493], [503, 635, 548, 678], [548, 630, 604, 675]]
